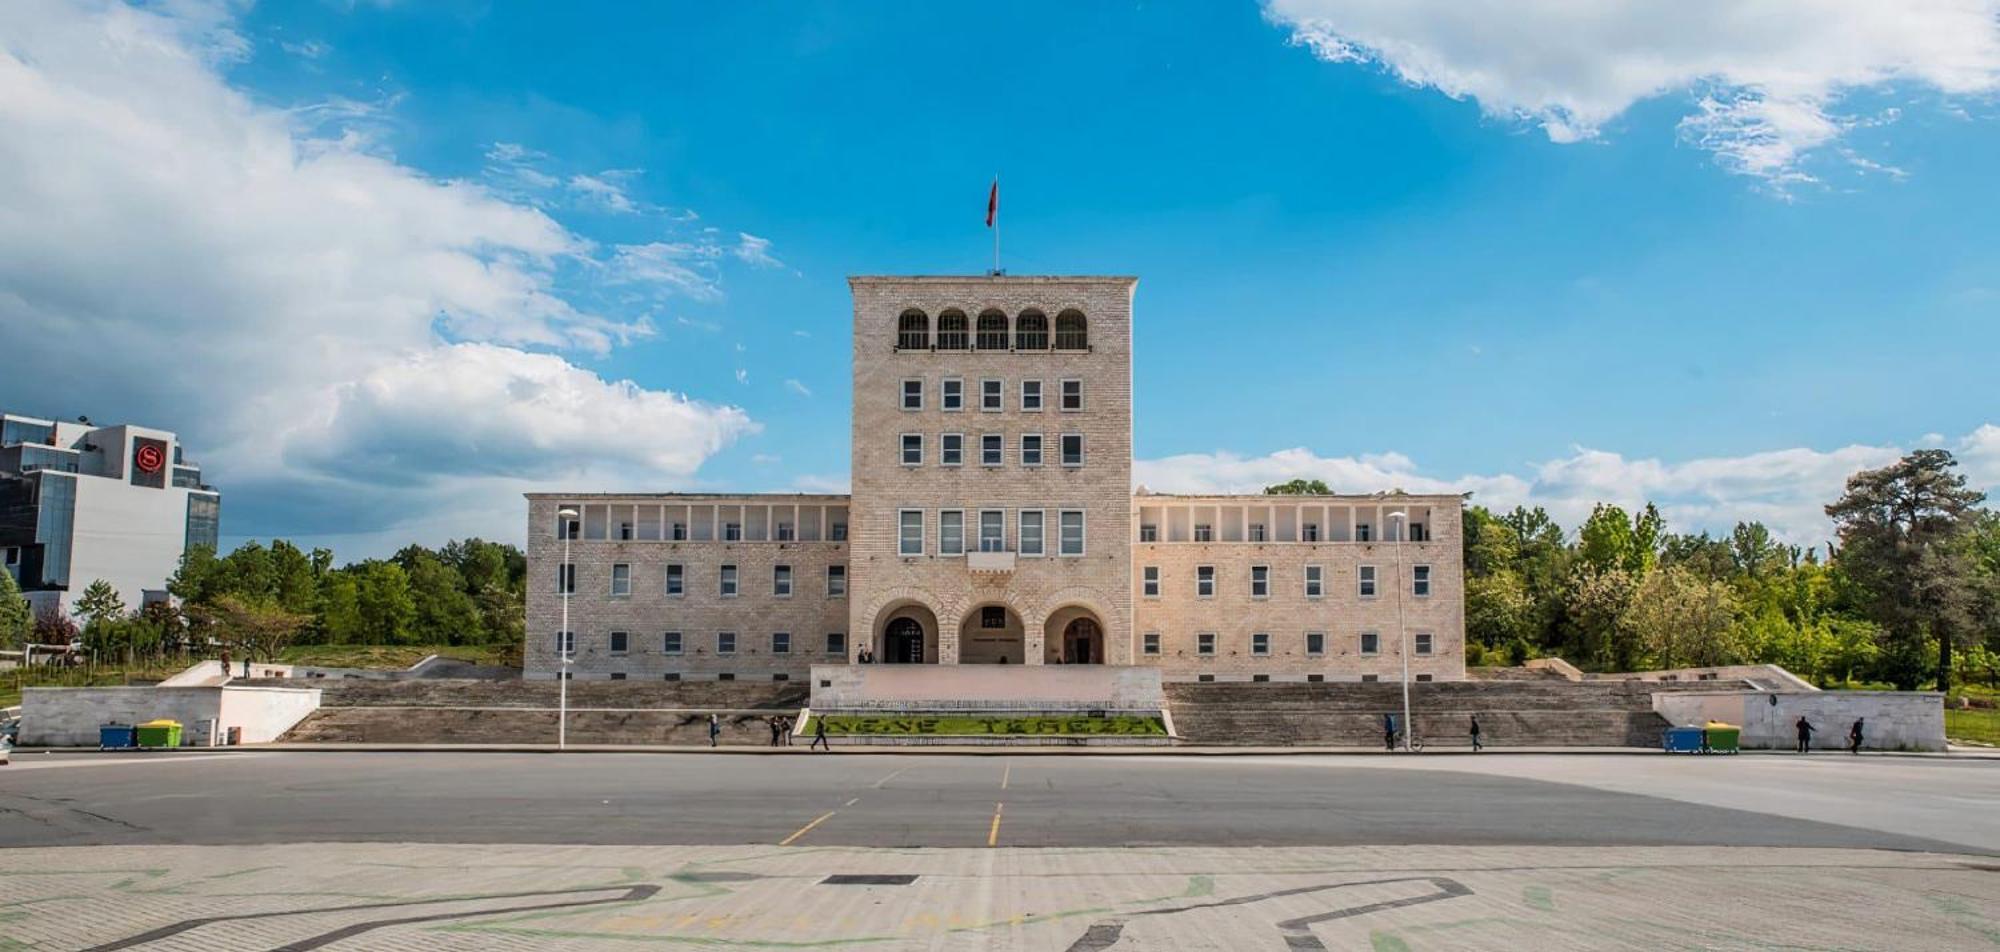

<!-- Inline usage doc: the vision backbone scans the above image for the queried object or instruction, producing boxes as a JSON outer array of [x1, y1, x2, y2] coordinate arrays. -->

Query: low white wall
[[811, 665, 1164, 711], [1653, 690, 1944, 751], [20, 685, 320, 747], [1596, 664, 1816, 691], [217, 686, 323, 743]]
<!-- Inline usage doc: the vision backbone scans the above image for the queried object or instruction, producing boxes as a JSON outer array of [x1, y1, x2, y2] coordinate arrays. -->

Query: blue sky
[[3, 1, 1997, 556]]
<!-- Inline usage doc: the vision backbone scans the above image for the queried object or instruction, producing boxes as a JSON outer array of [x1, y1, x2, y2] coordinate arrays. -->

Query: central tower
[[847, 276, 1136, 667]]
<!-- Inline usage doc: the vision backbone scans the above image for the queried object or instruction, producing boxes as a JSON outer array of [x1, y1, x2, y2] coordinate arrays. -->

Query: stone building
[[525, 275, 1465, 683]]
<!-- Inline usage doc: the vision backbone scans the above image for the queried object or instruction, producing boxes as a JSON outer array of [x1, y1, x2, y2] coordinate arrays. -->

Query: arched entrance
[[872, 600, 940, 664], [1061, 618, 1104, 665], [884, 618, 926, 664], [958, 604, 1025, 664]]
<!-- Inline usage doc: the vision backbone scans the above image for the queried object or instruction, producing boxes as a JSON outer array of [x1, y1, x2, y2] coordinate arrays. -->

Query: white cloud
[[1264, 0, 2000, 187], [280, 39, 329, 60], [784, 378, 812, 398], [1136, 425, 2000, 547], [792, 473, 851, 494], [0, 0, 759, 555], [566, 171, 640, 214], [733, 232, 782, 268], [608, 241, 726, 300]]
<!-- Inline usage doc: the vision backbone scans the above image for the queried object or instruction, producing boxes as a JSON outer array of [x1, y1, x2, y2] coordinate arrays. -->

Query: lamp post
[[557, 507, 578, 751], [1387, 510, 1411, 752]]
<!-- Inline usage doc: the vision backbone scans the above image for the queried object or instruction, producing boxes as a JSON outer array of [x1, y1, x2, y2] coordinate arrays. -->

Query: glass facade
[[34, 473, 76, 587], [185, 492, 221, 554], [1, 419, 54, 447], [18, 445, 78, 473]]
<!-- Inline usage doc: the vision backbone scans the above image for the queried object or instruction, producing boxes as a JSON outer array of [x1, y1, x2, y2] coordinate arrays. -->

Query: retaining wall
[[1652, 690, 1944, 751]]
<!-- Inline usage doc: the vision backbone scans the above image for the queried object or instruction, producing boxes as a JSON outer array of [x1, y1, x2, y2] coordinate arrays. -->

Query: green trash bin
[[135, 719, 183, 749], [1703, 720, 1740, 754]]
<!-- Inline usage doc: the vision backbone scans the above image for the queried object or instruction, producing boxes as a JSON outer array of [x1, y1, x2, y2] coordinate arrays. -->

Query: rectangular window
[[1304, 565, 1323, 598], [1306, 632, 1326, 656], [827, 564, 846, 596], [1019, 510, 1044, 556], [663, 631, 682, 654], [1411, 522, 1430, 542], [1357, 523, 1372, 542], [830, 522, 848, 541], [1252, 632, 1270, 656], [1142, 566, 1160, 597], [1249, 523, 1266, 542], [826, 632, 847, 655], [1020, 433, 1043, 466], [671, 522, 688, 541], [557, 563, 575, 594], [724, 522, 742, 541], [558, 513, 580, 540], [610, 672, 626, 681], [772, 632, 791, 655], [901, 433, 923, 466], [941, 378, 964, 411], [610, 563, 631, 596], [940, 433, 963, 466], [1139, 524, 1158, 543], [1303, 523, 1319, 542], [774, 564, 793, 597], [981, 434, 1003, 466], [717, 632, 737, 655], [1060, 378, 1083, 411], [609, 630, 629, 655], [1360, 632, 1380, 655], [1251, 565, 1269, 598], [940, 510, 965, 556], [981, 378, 1003, 411], [899, 510, 924, 556], [1061, 433, 1084, 467], [979, 510, 1005, 552], [1194, 524, 1213, 543], [720, 564, 738, 597], [1415, 632, 1434, 655], [901, 378, 924, 411], [1413, 565, 1432, 597], [1359, 565, 1377, 598], [1059, 510, 1085, 556], [618, 521, 634, 541], [554, 630, 575, 655], [1196, 565, 1215, 597], [982, 606, 1007, 629], [1021, 380, 1043, 411], [1143, 632, 1161, 655], [776, 522, 794, 541], [1197, 632, 1216, 656], [666, 564, 684, 596]]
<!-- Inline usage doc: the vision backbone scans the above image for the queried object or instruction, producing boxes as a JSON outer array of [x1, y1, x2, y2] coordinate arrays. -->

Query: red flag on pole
[[986, 179, 998, 228]]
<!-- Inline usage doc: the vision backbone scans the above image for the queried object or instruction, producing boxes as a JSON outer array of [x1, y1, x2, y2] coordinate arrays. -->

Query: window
[[1252, 632, 1270, 656], [830, 522, 848, 541], [1358, 566, 1377, 598], [774, 565, 793, 597], [1196, 565, 1215, 597], [941, 378, 964, 411], [901, 379, 924, 411], [554, 630, 575, 655], [1060, 378, 1083, 411], [940, 510, 965, 556], [1249, 523, 1266, 542], [1415, 632, 1434, 655], [981, 378, 1003, 411], [982, 606, 1007, 629], [671, 522, 688, 541], [979, 510, 1005, 552], [981, 434, 1003, 466], [1305, 632, 1326, 656], [902, 433, 923, 466], [772, 632, 792, 655], [558, 512, 580, 539], [1194, 524, 1213, 543], [609, 631, 629, 655], [827, 564, 846, 597], [1142, 566, 1160, 597], [1015, 309, 1048, 349], [610, 672, 627, 681], [1020, 433, 1043, 467], [1360, 632, 1380, 655], [897, 309, 929, 349], [1413, 565, 1431, 597], [1411, 522, 1430, 542], [556, 563, 575, 594], [1059, 510, 1085, 556], [1055, 309, 1088, 349], [717, 632, 737, 655], [1303, 523, 1320, 543], [940, 433, 963, 466], [618, 521, 634, 541], [776, 522, 794, 541], [666, 564, 684, 596], [1251, 565, 1269, 597], [976, 309, 1009, 349], [937, 309, 969, 349], [1019, 510, 1044, 556], [1197, 632, 1216, 656], [1139, 524, 1157, 543], [720, 565, 738, 597], [610, 563, 631, 596], [826, 632, 847, 655], [1020, 380, 1043, 411], [1143, 632, 1161, 655], [1356, 523, 1372, 542], [899, 510, 924, 556], [1304, 565, 1323, 598], [663, 631, 682, 655], [724, 522, 743, 541], [1061, 433, 1084, 467]]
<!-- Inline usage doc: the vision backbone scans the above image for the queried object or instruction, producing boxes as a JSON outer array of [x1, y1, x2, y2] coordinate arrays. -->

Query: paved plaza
[[1, 751, 1995, 949]]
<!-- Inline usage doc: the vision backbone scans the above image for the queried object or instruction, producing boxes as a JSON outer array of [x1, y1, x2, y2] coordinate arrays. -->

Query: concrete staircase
[[271, 679, 807, 746]]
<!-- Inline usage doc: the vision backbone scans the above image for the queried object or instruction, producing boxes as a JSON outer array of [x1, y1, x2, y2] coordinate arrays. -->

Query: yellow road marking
[[987, 802, 1004, 847], [780, 810, 837, 846], [1000, 762, 1011, 790]]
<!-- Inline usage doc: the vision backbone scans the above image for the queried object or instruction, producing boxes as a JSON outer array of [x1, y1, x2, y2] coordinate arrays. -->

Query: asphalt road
[[4, 750, 1993, 854]]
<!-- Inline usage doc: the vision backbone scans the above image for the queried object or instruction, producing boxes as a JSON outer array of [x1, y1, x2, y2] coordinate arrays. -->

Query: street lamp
[[1387, 510, 1412, 752], [557, 507, 578, 751]]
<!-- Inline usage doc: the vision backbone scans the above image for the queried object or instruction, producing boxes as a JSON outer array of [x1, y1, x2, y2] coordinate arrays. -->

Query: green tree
[[167, 544, 220, 604], [0, 569, 31, 648], [1562, 567, 1640, 670], [199, 594, 311, 662], [406, 551, 481, 644], [319, 572, 365, 645], [1578, 504, 1661, 576], [74, 579, 126, 631], [270, 540, 318, 615], [1465, 569, 1534, 658], [1624, 565, 1739, 669], [1824, 449, 1987, 692], [353, 561, 416, 644], [1263, 478, 1332, 495]]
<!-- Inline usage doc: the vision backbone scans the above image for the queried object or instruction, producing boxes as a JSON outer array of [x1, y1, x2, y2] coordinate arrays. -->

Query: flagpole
[[991, 174, 1001, 275]]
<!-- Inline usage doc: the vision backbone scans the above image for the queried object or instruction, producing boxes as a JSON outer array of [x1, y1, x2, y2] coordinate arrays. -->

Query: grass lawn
[[1945, 708, 2000, 747], [809, 714, 1167, 737], [277, 644, 510, 669]]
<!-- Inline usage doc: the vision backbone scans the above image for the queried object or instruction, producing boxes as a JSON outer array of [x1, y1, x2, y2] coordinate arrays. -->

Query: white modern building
[[0, 412, 220, 617]]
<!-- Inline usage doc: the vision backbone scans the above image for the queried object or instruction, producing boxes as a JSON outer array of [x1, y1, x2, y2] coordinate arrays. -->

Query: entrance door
[[1063, 618, 1103, 664], [885, 617, 925, 664]]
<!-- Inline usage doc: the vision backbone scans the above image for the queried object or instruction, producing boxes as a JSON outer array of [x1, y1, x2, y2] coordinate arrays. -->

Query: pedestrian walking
[[1469, 715, 1483, 752], [767, 716, 782, 747], [1383, 713, 1397, 751], [810, 715, 830, 751], [219, 650, 231, 677], [1794, 715, 1815, 754], [1848, 717, 1865, 755], [708, 713, 721, 748]]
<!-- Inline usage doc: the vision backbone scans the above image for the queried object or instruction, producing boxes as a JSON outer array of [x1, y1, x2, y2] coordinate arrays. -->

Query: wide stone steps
[[1165, 681, 1700, 746], [243, 678, 807, 710], [281, 707, 798, 746]]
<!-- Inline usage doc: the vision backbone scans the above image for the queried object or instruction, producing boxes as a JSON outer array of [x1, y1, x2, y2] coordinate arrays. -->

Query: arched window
[[936, 309, 969, 350], [1015, 310, 1048, 350], [976, 309, 1009, 350], [897, 309, 929, 350], [1054, 309, 1088, 350]]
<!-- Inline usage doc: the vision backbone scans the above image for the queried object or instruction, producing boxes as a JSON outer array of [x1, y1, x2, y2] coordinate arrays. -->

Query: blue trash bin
[[1662, 726, 1706, 753], [99, 724, 137, 750]]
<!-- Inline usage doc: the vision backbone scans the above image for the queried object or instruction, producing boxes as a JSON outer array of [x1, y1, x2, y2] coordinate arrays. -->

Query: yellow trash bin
[[1703, 720, 1740, 753]]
